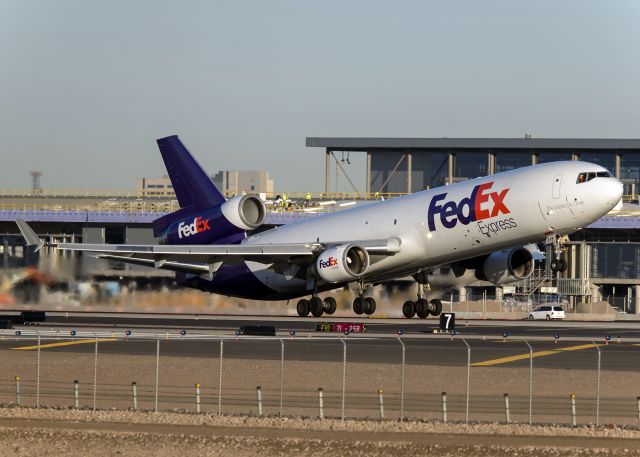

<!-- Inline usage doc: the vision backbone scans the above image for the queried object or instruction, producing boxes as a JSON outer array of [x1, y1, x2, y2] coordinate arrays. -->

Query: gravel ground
[[1, 408, 640, 456]]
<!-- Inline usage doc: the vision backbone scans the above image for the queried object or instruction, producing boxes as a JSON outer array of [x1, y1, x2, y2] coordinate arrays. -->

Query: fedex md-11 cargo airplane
[[16, 136, 623, 318]]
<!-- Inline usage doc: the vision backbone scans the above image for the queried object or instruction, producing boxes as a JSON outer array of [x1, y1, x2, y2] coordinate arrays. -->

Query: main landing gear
[[402, 272, 443, 319], [352, 296, 376, 316], [402, 298, 442, 319], [296, 296, 337, 317]]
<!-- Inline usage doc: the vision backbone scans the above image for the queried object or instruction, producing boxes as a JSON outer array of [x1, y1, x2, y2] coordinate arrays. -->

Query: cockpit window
[[577, 171, 611, 183]]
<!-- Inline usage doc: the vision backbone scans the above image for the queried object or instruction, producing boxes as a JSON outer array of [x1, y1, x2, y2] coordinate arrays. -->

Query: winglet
[[15, 220, 44, 252]]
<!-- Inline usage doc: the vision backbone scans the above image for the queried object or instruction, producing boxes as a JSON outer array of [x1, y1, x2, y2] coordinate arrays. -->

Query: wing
[[15, 220, 400, 280], [60, 242, 319, 278]]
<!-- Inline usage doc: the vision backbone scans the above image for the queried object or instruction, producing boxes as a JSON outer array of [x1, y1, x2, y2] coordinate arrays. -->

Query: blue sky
[[0, 1, 638, 192]]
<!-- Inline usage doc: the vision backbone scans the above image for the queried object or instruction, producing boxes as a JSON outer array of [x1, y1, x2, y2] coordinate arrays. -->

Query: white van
[[528, 305, 565, 320]]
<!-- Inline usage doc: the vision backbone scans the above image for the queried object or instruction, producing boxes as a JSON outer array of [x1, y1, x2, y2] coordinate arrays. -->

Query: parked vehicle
[[528, 305, 565, 320]]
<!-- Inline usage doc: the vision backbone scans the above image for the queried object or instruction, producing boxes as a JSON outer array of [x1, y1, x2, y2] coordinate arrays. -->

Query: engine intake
[[478, 247, 534, 285], [221, 195, 266, 230], [316, 244, 369, 283]]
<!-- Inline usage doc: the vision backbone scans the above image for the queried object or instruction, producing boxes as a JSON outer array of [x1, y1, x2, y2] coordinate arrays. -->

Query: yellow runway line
[[11, 338, 117, 351], [555, 343, 602, 352], [471, 343, 602, 367]]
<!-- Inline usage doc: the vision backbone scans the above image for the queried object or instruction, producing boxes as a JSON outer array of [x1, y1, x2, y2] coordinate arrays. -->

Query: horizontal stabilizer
[[15, 220, 44, 252]]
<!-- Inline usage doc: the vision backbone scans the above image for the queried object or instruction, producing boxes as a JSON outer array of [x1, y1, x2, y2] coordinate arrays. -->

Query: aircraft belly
[[245, 261, 306, 294]]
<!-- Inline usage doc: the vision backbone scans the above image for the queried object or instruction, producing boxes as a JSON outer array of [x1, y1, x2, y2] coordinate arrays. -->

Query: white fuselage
[[242, 161, 622, 296]]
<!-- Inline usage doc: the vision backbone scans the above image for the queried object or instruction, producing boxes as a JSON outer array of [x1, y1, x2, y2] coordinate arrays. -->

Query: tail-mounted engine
[[315, 244, 369, 283], [221, 195, 266, 231], [158, 195, 266, 245], [477, 247, 534, 285]]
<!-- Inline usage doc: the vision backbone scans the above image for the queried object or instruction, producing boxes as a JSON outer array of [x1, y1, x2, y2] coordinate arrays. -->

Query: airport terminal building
[[306, 137, 640, 197]]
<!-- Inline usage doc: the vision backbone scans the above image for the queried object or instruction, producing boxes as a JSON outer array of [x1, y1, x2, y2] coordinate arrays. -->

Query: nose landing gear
[[547, 235, 568, 273]]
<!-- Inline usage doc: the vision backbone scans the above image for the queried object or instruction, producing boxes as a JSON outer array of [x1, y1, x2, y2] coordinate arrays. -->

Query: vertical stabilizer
[[156, 135, 225, 209]]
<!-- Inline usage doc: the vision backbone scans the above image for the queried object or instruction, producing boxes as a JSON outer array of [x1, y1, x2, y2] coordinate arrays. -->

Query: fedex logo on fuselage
[[427, 181, 510, 231], [178, 216, 211, 238], [319, 257, 338, 269]]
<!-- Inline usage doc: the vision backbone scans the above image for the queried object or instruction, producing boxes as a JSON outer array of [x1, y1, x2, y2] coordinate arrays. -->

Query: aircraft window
[[577, 171, 610, 184]]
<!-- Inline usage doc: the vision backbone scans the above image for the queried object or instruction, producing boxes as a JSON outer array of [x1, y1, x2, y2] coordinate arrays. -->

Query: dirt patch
[[1, 408, 640, 457]]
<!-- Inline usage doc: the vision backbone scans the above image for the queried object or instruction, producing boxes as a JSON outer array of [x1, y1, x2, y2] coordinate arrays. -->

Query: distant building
[[137, 170, 274, 198], [136, 176, 174, 198], [212, 170, 274, 196]]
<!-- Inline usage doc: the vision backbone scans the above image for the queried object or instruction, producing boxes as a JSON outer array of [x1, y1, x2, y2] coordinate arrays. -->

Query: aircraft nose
[[603, 178, 624, 208]]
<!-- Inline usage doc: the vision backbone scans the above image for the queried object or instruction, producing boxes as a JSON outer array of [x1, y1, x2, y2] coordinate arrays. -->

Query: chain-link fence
[[0, 330, 639, 426]]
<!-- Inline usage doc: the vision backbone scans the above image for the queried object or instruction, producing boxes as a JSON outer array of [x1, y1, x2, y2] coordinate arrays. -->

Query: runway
[[2, 313, 640, 371], [15, 311, 640, 339]]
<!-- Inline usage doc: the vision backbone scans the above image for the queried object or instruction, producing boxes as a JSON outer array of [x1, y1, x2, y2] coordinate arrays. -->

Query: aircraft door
[[552, 174, 563, 199]]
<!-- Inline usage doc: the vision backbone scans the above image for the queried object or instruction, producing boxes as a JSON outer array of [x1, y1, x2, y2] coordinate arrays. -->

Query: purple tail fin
[[156, 135, 225, 209], [153, 135, 226, 237]]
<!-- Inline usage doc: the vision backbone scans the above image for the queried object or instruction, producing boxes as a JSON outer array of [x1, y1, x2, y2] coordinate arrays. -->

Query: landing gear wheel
[[416, 298, 429, 319], [550, 258, 567, 273], [310, 297, 324, 317], [558, 259, 567, 272], [296, 299, 309, 317], [402, 301, 416, 318], [353, 297, 365, 315], [323, 297, 337, 315], [364, 297, 376, 315], [429, 299, 443, 316]]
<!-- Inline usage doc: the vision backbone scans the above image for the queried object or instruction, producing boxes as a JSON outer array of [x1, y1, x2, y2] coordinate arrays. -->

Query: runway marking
[[11, 339, 117, 351], [471, 343, 603, 367]]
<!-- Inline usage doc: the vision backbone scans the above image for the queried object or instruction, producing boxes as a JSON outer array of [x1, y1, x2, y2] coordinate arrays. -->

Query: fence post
[[378, 388, 385, 420], [637, 397, 640, 426], [93, 335, 99, 411], [15, 376, 21, 406], [504, 393, 511, 424], [36, 333, 41, 408], [571, 393, 577, 427], [218, 338, 224, 416], [132, 382, 138, 411], [74, 380, 79, 409], [279, 338, 284, 417], [398, 336, 406, 421], [594, 342, 601, 426], [318, 388, 324, 419], [256, 386, 263, 416], [462, 339, 471, 424], [442, 392, 447, 423], [154, 338, 160, 413], [524, 341, 533, 425], [196, 383, 202, 414], [341, 337, 347, 421]]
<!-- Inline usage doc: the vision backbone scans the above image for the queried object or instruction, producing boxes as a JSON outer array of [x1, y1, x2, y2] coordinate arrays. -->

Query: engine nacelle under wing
[[316, 244, 369, 283], [478, 247, 534, 285]]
